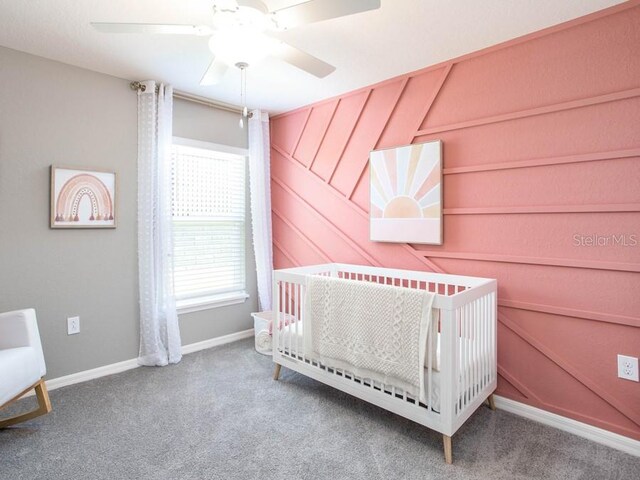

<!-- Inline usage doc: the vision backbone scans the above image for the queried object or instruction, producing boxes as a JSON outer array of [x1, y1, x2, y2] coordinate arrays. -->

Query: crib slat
[[295, 282, 300, 360], [467, 302, 472, 403], [468, 301, 472, 401], [274, 281, 279, 353], [279, 281, 284, 352], [288, 281, 293, 355], [278, 282, 287, 351], [473, 300, 478, 398], [471, 300, 476, 399], [465, 303, 470, 407], [283, 281, 286, 353], [304, 282, 309, 362], [427, 313, 434, 412], [285, 281, 289, 356], [490, 293, 494, 382], [293, 282, 297, 357], [472, 300, 477, 399], [492, 293, 495, 381], [459, 305, 464, 409], [470, 302, 475, 401], [278, 282, 291, 352], [458, 306, 463, 410], [488, 293, 493, 382], [480, 296, 485, 391], [478, 297, 483, 391], [464, 304, 473, 405], [455, 307, 462, 413], [483, 295, 488, 389], [493, 292, 497, 382], [485, 294, 490, 383], [481, 297, 485, 390]]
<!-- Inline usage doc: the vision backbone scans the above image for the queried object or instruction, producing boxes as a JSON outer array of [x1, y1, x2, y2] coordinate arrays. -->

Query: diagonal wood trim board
[[414, 87, 640, 137]]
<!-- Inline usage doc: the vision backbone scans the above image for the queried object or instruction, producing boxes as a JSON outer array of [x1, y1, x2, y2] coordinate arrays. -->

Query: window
[[171, 139, 248, 313]]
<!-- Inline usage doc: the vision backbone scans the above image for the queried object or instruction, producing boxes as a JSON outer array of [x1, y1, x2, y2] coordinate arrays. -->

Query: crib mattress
[[276, 322, 490, 413]]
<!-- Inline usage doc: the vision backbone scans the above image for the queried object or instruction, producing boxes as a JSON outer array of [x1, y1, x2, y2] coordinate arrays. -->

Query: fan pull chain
[[236, 62, 248, 129]]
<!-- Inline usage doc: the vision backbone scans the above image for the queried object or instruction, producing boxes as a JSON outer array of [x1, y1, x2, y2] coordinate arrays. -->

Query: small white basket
[[251, 311, 273, 356]]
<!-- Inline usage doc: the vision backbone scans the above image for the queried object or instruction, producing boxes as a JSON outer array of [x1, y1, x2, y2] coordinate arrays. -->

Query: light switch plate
[[67, 316, 80, 335]]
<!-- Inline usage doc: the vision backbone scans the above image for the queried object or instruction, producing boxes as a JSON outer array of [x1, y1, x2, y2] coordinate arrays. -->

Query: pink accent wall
[[270, 2, 640, 440]]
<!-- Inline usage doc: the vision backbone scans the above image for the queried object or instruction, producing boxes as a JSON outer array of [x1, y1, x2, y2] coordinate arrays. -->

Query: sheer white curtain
[[248, 110, 273, 311], [137, 81, 182, 366]]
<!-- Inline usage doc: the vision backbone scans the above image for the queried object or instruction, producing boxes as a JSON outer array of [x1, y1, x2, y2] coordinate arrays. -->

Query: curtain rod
[[129, 81, 253, 118]]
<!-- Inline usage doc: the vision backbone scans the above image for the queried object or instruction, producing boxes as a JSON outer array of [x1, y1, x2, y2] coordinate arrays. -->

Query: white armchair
[[0, 309, 51, 427]]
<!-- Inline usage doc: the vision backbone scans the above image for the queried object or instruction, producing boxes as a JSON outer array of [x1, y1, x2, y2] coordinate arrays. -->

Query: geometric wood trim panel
[[270, 3, 640, 441]]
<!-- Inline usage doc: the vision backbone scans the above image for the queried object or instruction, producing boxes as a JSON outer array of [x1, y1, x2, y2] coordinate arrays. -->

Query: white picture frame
[[50, 166, 117, 229], [369, 140, 442, 244]]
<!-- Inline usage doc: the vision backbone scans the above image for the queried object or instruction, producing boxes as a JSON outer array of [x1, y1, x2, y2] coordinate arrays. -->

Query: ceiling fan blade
[[91, 23, 213, 36], [271, 43, 335, 78], [200, 58, 229, 85], [270, 0, 380, 30]]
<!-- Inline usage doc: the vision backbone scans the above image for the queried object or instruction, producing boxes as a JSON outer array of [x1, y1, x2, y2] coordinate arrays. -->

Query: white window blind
[[171, 143, 246, 305]]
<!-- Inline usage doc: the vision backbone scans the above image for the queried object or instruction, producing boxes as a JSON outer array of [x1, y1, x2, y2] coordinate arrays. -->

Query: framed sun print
[[50, 166, 117, 228], [369, 140, 442, 244]]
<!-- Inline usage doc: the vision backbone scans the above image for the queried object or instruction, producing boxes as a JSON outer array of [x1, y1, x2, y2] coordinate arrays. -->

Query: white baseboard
[[38, 328, 254, 394], [180, 328, 254, 355], [494, 395, 640, 457], [45, 357, 140, 392]]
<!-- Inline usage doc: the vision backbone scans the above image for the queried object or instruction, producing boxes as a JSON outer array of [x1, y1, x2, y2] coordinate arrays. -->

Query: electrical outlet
[[617, 354, 639, 382], [67, 316, 80, 335]]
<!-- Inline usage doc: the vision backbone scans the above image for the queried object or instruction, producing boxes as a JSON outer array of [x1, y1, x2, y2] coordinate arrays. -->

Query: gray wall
[[0, 46, 257, 379], [173, 98, 248, 148]]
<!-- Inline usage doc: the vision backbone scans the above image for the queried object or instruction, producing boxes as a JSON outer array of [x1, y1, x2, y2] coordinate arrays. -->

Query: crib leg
[[273, 363, 282, 381], [485, 394, 496, 411], [443, 435, 453, 464]]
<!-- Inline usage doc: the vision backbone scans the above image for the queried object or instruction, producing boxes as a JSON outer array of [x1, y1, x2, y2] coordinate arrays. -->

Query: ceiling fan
[[91, 0, 381, 86]]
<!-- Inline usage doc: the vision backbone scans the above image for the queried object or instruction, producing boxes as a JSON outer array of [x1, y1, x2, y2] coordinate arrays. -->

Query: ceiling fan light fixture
[[92, 0, 383, 87], [207, 30, 276, 66], [212, 1, 270, 32]]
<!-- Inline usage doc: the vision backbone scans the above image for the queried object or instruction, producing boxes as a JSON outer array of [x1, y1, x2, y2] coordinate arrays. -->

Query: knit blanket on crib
[[305, 275, 434, 403]]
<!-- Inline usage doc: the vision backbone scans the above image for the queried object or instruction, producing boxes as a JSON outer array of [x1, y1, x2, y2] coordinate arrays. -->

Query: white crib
[[271, 263, 498, 464]]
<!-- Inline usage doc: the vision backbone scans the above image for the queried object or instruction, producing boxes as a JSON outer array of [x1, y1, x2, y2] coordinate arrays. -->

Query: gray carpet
[[1, 338, 638, 480]]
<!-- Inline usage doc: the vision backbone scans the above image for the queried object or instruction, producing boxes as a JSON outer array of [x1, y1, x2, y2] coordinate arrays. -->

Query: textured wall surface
[[0, 46, 139, 379], [0, 47, 256, 379], [270, 3, 640, 440]]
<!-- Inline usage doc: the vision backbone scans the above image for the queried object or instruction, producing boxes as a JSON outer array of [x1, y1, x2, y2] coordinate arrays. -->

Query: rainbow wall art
[[369, 140, 442, 244], [50, 166, 116, 228]]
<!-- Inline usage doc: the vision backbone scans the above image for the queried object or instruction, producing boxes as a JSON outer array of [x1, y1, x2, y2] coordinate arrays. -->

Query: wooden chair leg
[[273, 363, 282, 381], [443, 434, 453, 464], [34, 379, 52, 414], [0, 378, 52, 428], [486, 393, 496, 411]]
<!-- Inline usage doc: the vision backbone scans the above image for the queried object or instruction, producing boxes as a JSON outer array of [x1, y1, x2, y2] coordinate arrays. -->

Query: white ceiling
[[0, 0, 625, 114]]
